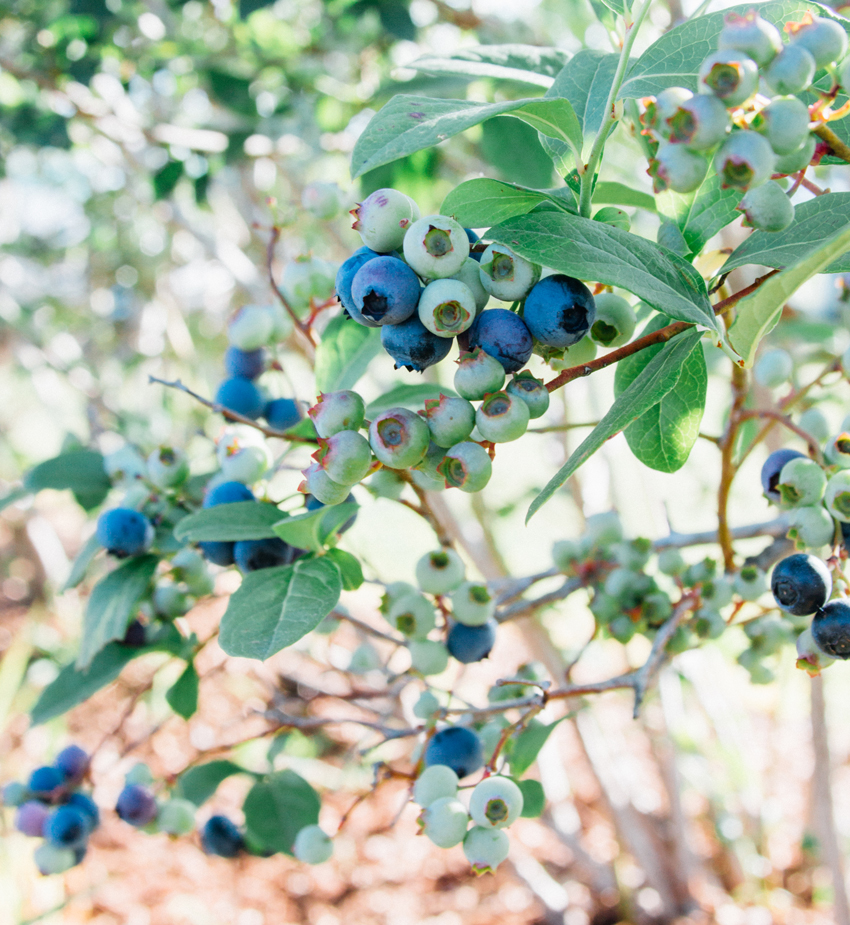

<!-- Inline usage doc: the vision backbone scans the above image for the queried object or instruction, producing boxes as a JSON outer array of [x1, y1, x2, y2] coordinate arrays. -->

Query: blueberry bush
[[6, 0, 850, 921]]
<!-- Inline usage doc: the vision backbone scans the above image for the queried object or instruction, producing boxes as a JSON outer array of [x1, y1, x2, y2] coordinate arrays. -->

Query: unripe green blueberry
[[825, 432, 850, 469], [796, 626, 836, 673], [366, 467, 406, 500], [451, 581, 495, 626], [738, 181, 795, 233], [698, 51, 759, 106], [348, 642, 382, 673], [153, 581, 191, 618], [825, 469, 850, 521], [593, 206, 630, 231], [293, 824, 334, 864], [733, 565, 768, 600], [413, 441, 448, 492], [409, 639, 450, 675], [403, 214, 470, 278], [585, 511, 623, 547], [416, 548, 465, 594], [389, 593, 437, 638], [352, 188, 420, 253], [604, 566, 646, 601], [463, 825, 510, 873], [451, 257, 490, 313], [478, 717, 510, 759], [413, 765, 458, 807], [738, 647, 774, 684], [469, 776, 523, 829], [694, 607, 726, 639], [220, 444, 271, 485], [777, 457, 826, 507], [657, 547, 686, 576], [613, 537, 653, 571], [308, 391, 366, 438], [682, 556, 716, 587], [548, 336, 597, 369], [718, 10, 782, 67], [841, 55, 850, 94], [419, 796, 469, 848], [751, 97, 811, 156], [437, 441, 493, 493], [34, 842, 77, 875], [381, 581, 418, 614], [506, 372, 549, 419], [476, 391, 530, 443], [478, 244, 541, 301], [798, 408, 830, 445], [424, 395, 476, 448], [774, 133, 816, 175], [157, 798, 196, 836], [418, 279, 475, 338], [787, 13, 848, 68], [413, 689, 441, 720], [552, 538, 587, 573], [715, 131, 776, 192], [454, 348, 506, 401], [104, 444, 148, 484], [300, 462, 351, 505], [313, 430, 373, 486], [228, 305, 274, 351], [643, 87, 693, 137], [281, 256, 338, 314], [788, 504, 835, 549], [650, 143, 709, 194], [701, 576, 734, 609], [609, 614, 636, 644], [589, 293, 637, 348], [590, 591, 620, 623], [666, 93, 730, 151], [764, 44, 816, 95], [147, 446, 189, 488], [754, 347, 793, 387], [301, 181, 343, 220], [369, 408, 430, 469], [125, 762, 154, 786], [642, 591, 673, 626]]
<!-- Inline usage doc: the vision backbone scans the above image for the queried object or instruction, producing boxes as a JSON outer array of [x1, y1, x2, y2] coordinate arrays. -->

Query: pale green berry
[[841, 55, 850, 94], [463, 825, 510, 873], [798, 408, 830, 445], [751, 97, 811, 156], [157, 798, 196, 836], [104, 444, 148, 483], [34, 842, 77, 875], [353, 188, 420, 253], [585, 511, 623, 547], [645, 87, 693, 137], [548, 336, 597, 369], [301, 181, 343, 220], [478, 244, 541, 301], [369, 408, 431, 469], [424, 395, 476, 448], [413, 690, 441, 720], [754, 347, 792, 388], [228, 305, 274, 350], [666, 93, 730, 151], [788, 505, 835, 549], [718, 10, 782, 67], [701, 577, 734, 609], [381, 581, 417, 614], [437, 442, 493, 493], [419, 797, 469, 848], [125, 763, 154, 786], [450, 257, 490, 313], [506, 372, 549, 419], [777, 457, 826, 507], [694, 607, 726, 639], [413, 442, 447, 492], [418, 279, 476, 337], [147, 446, 189, 488], [552, 538, 587, 573], [416, 548, 465, 594], [451, 581, 495, 627], [301, 463, 350, 505], [281, 256, 337, 313], [733, 566, 768, 601], [366, 467, 406, 500], [413, 765, 458, 807], [788, 13, 848, 68], [738, 182, 795, 233], [389, 593, 437, 638], [825, 432, 850, 469], [409, 640, 450, 676], [774, 134, 816, 175], [313, 430, 373, 486], [469, 776, 523, 829], [220, 445, 270, 485], [589, 294, 637, 348], [657, 547, 686, 576], [348, 643, 382, 673], [153, 582, 191, 618], [454, 348, 506, 401], [476, 391, 530, 443], [293, 824, 334, 864], [715, 131, 776, 192], [651, 143, 709, 194], [698, 51, 758, 106], [613, 537, 653, 571], [403, 214, 469, 279], [825, 470, 850, 522], [765, 45, 816, 95], [308, 391, 366, 439]]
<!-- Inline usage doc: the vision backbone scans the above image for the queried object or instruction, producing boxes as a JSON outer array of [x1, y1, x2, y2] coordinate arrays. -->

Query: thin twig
[[739, 409, 824, 463], [266, 226, 316, 347], [814, 123, 850, 164]]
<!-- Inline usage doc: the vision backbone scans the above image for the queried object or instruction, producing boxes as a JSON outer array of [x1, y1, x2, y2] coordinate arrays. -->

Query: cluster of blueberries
[[643, 10, 848, 232], [3, 745, 99, 875]]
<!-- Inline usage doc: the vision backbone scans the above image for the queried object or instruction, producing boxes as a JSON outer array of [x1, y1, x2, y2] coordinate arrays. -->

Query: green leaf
[[31, 643, 138, 724], [514, 778, 545, 817], [619, 1, 845, 100], [719, 192, 850, 276], [324, 549, 364, 590], [545, 49, 620, 138], [350, 95, 581, 179], [487, 212, 717, 331], [615, 316, 707, 472], [166, 662, 199, 719], [480, 117, 555, 189], [177, 760, 248, 806], [272, 503, 359, 554], [24, 449, 111, 511], [62, 532, 101, 591], [243, 769, 321, 855], [657, 172, 742, 257], [153, 160, 184, 200], [408, 45, 570, 88], [442, 179, 575, 228], [314, 315, 382, 392], [729, 223, 850, 367], [527, 330, 702, 521], [219, 558, 342, 660], [365, 383, 458, 418], [592, 181, 656, 212], [77, 555, 159, 669], [510, 718, 565, 776], [173, 501, 285, 543], [239, 0, 275, 16]]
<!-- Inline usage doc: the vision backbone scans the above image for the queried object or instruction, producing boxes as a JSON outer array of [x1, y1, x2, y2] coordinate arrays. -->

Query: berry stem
[[814, 124, 850, 165], [266, 225, 317, 348]]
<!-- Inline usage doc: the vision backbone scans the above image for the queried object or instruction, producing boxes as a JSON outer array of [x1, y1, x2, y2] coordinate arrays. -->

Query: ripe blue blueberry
[[523, 276, 596, 350], [506, 372, 549, 419], [66, 792, 99, 831], [96, 508, 153, 558], [649, 143, 709, 194], [44, 805, 89, 849], [264, 397, 302, 432], [787, 12, 848, 68], [214, 377, 266, 420], [403, 214, 470, 279], [698, 51, 759, 106], [478, 243, 541, 302], [715, 131, 777, 192], [201, 814, 244, 857], [335, 246, 380, 317], [718, 10, 782, 66], [761, 448, 805, 502], [15, 800, 50, 836], [204, 480, 255, 508], [198, 540, 235, 567], [811, 600, 850, 659], [381, 313, 453, 372], [454, 348, 506, 400], [437, 441, 493, 493], [224, 346, 265, 380], [369, 408, 431, 469], [28, 765, 65, 799], [234, 537, 300, 572], [424, 394, 476, 448], [55, 745, 88, 783], [738, 182, 795, 233], [115, 783, 158, 827], [446, 618, 497, 663], [417, 278, 476, 337], [770, 553, 832, 616], [351, 256, 421, 326], [424, 726, 485, 778], [351, 187, 420, 253], [764, 44, 816, 95], [468, 308, 533, 373]]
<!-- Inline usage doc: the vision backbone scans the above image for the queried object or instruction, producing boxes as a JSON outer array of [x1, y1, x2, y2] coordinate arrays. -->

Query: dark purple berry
[[120, 619, 148, 647], [446, 619, 497, 663], [771, 553, 832, 616], [214, 377, 266, 420], [15, 800, 50, 836], [233, 537, 300, 572], [468, 308, 533, 373], [264, 397, 302, 431], [424, 727, 484, 779], [761, 448, 805, 503], [381, 314, 453, 372], [522, 276, 596, 350], [812, 600, 850, 659], [224, 346, 265, 380], [116, 784, 158, 827], [55, 745, 88, 783], [201, 814, 244, 857], [96, 508, 153, 558], [350, 256, 421, 326], [27, 766, 64, 800]]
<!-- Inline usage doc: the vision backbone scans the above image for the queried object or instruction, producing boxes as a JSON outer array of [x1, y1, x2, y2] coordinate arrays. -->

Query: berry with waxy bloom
[[424, 394, 476, 447], [469, 776, 524, 829], [418, 279, 476, 337], [403, 214, 470, 278], [649, 143, 709, 193], [718, 10, 782, 66], [478, 243, 541, 301], [313, 430, 373, 486], [715, 131, 776, 192], [369, 408, 431, 469], [351, 187, 420, 253], [737, 181, 795, 233], [350, 256, 421, 326], [666, 94, 730, 151], [476, 391, 530, 443], [764, 44, 816, 95], [523, 275, 597, 350], [308, 391, 366, 438], [454, 348, 506, 401], [698, 50, 759, 106], [437, 442, 493, 493], [787, 12, 848, 68], [468, 308, 533, 373], [381, 314, 454, 372], [300, 462, 351, 506]]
